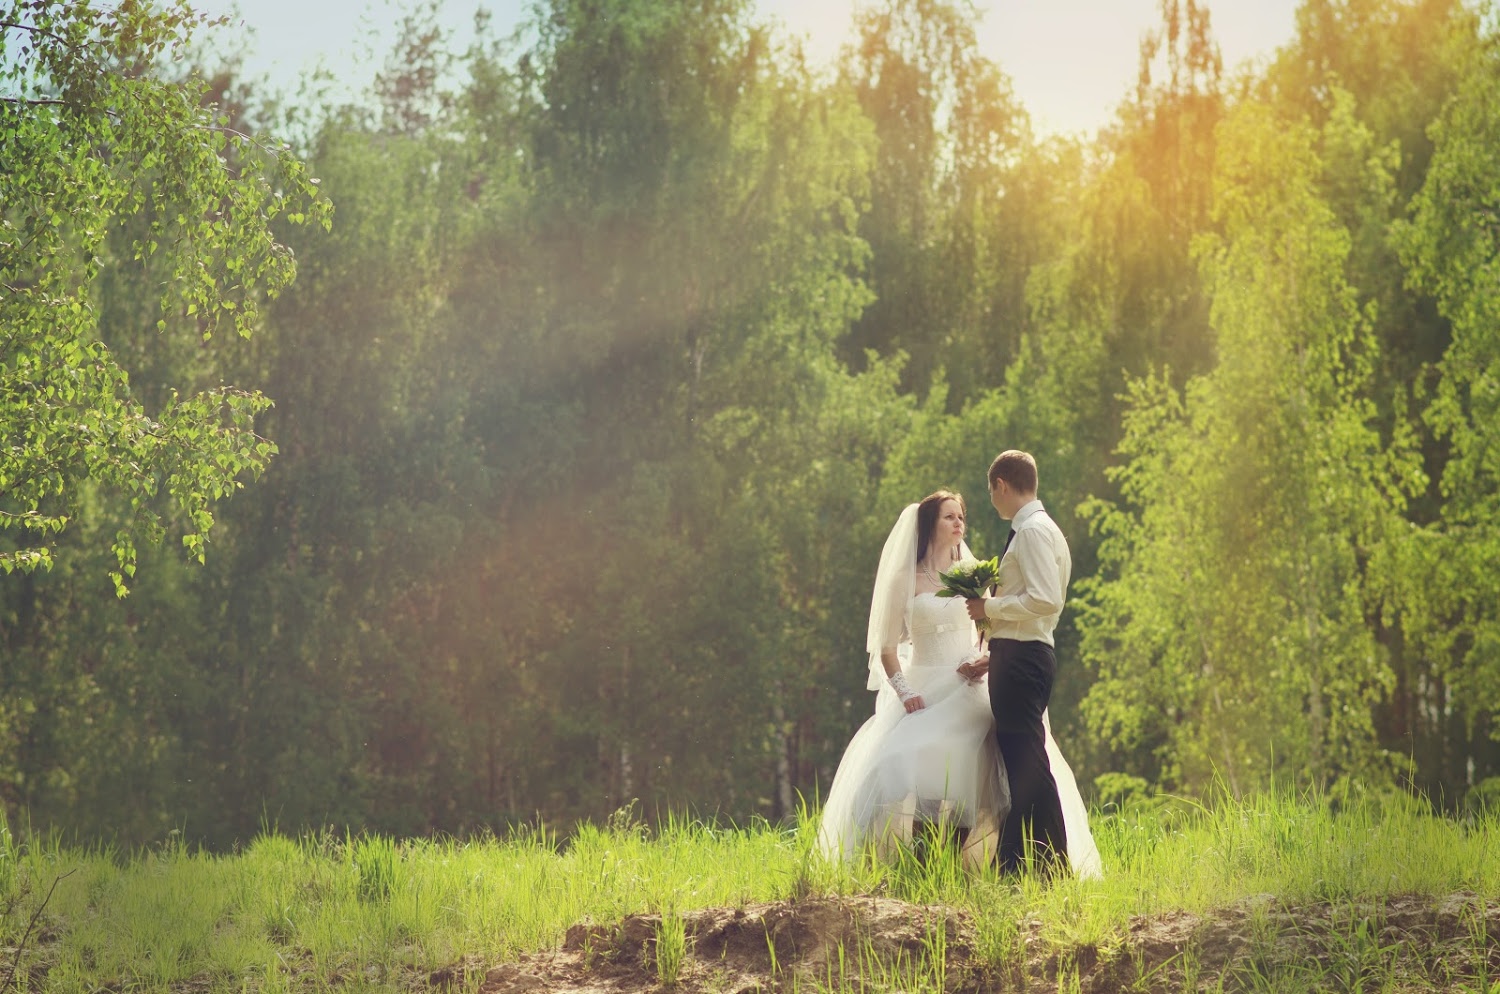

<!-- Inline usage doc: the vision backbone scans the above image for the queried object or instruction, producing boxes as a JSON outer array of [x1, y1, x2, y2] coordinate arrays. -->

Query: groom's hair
[[988, 450, 1037, 494]]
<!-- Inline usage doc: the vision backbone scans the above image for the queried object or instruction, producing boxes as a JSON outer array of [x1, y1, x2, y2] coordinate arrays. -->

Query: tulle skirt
[[818, 661, 1102, 878]]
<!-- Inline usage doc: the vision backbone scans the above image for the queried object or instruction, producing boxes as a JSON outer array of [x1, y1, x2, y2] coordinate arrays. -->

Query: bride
[[817, 490, 1102, 878]]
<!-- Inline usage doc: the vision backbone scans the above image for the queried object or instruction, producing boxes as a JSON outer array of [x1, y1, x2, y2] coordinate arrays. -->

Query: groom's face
[[989, 479, 1011, 519]]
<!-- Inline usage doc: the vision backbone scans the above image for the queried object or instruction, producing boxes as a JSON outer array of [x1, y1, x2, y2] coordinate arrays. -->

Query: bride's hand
[[958, 656, 990, 682], [903, 695, 925, 713]]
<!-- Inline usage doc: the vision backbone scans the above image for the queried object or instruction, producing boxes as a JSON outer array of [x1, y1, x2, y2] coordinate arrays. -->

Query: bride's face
[[931, 499, 965, 553]]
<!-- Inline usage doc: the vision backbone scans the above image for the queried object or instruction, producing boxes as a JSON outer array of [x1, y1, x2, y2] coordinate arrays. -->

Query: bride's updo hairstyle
[[915, 489, 965, 566]]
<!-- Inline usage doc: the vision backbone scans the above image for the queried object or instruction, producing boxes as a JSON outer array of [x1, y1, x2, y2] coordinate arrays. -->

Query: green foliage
[[0, 0, 328, 590], [1078, 100, 1417, 792], [1395, 25, 1500, 749], [840, 0, 1032, 403], [1, 0, 1497, 843]]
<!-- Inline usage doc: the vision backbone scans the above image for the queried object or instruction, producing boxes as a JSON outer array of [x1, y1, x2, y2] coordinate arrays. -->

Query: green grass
[[0, 790, 1495, 994]]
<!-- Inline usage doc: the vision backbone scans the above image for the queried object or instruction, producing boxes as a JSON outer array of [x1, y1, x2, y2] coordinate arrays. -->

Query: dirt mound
[[1053, 892, 1500, 993], [431, 892, 1500, 993], [443, 896, 970, 994]]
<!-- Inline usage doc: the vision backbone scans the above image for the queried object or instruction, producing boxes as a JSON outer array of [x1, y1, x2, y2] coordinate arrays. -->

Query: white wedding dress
[[818, 591, 1103, 878]]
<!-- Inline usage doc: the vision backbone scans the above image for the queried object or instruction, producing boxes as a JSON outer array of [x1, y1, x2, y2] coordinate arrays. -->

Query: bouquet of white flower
[[934, 556, 1000, 637]]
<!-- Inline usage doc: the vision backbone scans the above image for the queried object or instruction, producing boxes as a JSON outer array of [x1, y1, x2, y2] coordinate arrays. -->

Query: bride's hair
[[915, 489, 964, 566]]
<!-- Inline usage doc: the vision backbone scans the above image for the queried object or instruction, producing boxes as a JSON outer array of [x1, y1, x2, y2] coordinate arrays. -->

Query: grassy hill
[[2, 790, 1496, 993]]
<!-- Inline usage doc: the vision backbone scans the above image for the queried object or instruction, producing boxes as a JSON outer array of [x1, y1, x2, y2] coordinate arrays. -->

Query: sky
[[194, 0, 1303, 138]]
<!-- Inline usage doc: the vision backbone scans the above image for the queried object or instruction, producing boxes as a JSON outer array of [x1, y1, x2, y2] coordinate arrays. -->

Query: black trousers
[[988, 637, 1068, 874]]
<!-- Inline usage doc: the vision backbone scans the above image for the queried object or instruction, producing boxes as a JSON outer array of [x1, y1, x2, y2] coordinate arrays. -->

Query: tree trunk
[[772, 688, 794, 820]]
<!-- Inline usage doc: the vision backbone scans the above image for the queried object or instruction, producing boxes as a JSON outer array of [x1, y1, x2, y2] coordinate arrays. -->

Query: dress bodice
[[908, 593, 979, 668]]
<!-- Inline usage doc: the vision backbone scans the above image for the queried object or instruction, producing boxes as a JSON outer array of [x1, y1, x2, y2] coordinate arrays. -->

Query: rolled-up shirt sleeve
[[985, 527, 1063, 622]]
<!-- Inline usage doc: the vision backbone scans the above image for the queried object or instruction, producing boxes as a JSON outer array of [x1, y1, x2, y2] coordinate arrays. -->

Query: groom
[[965, 450, 1071, 876]]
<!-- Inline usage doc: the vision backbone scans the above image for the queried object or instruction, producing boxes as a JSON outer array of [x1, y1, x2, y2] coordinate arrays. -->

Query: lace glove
[[888, 670, 919, 704]]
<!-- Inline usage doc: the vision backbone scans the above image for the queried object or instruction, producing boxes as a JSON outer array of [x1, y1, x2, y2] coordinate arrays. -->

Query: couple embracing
[[818, 450, 1102, 879]]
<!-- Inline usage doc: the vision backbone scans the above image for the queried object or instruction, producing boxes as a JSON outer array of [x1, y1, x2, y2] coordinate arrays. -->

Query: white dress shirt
[[984, 499, 1071, 646]]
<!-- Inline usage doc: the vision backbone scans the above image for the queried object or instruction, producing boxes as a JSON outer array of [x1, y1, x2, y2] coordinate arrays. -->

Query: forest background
[[3, 0, 1499, 850]]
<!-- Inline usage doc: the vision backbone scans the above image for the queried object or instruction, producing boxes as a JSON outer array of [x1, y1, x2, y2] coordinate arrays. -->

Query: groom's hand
[[965, 597, 988, 622]]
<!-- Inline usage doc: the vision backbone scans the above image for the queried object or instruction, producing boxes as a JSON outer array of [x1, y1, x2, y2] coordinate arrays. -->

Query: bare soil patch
[[428, 892, 1500, 993]]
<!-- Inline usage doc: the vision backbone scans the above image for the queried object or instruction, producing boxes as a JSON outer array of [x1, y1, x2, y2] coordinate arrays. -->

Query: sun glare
[[754, 0, 1299, 136], [758, 0, 857, 65]]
